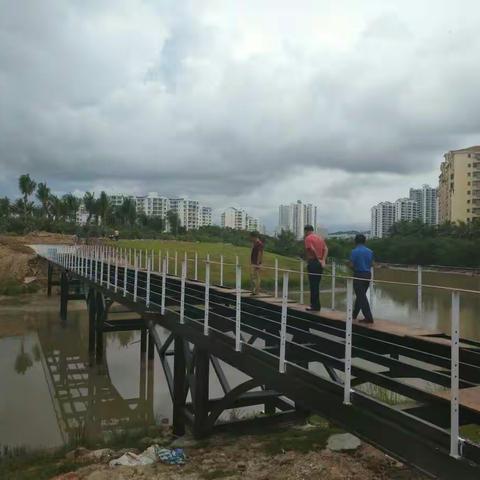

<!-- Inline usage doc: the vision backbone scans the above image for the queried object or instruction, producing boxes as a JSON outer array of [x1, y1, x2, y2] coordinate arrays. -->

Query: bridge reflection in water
[[37, 314, 154, 446]]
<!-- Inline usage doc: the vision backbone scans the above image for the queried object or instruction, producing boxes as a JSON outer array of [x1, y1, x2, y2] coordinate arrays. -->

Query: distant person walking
[[250, 231, 264, 295], [304, 225, 328, 312], [349, 234, 374, 324]]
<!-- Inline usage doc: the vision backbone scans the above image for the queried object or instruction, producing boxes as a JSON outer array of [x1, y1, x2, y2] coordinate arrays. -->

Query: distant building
[[409, 185, 438, 225], [394, 198, 419, 223], [439, 146, 480, 223], [76, 202, 89, 226], [371, 202, 395, 238], [221, 207, 262, 232], [107, 193, 211, 231], [277, 200, 318, 239]]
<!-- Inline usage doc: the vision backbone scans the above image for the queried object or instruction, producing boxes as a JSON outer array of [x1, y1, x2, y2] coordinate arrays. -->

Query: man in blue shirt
[[349, 234, 374, 324]]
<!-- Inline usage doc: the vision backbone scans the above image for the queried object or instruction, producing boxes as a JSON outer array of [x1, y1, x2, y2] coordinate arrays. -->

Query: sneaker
[[358, 318, 374, 324], [306, 307, 321, 312]]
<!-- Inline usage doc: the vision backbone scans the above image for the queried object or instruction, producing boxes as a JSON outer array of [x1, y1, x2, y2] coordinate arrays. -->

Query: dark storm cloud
[[1, 0, 480, 228]]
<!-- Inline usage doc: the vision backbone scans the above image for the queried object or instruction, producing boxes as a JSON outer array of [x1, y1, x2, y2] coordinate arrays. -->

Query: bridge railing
[[35, 243, 480, 460]]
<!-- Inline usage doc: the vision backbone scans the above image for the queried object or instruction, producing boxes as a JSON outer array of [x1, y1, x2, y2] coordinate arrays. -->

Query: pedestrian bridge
[[33, 244, 480, 479]]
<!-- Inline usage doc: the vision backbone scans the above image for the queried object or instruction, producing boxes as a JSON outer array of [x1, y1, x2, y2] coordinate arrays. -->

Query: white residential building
[[371, 202, 395, 238], [76, 202, 89, 226], [394, 198, 419, 222], [221, 207, 261, 231], [198, 207, 213, 227], [277, 200, 319, 239], [108, 193, 211, 231], [409, 185, 438, 225]]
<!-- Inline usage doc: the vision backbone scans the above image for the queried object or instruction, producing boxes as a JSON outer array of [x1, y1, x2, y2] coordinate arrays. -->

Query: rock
[[85, 448, 115, 462], [278, 451, 296, 465], [170, 435, 198, 448], [327, 433, 361, 452], [65, 447, 90, 461], [23, 276, 37, 284]]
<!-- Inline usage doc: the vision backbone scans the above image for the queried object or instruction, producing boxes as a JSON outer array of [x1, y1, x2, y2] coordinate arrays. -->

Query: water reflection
[[0, 300, 156, 453]]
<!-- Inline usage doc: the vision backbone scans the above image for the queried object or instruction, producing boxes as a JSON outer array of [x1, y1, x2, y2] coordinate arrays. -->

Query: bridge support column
[[193, 348, 210, 439], [60, 271, 69, 322], [95, 292, 105, 363], [47, 263, 53, 297], [140, 328, 147, 356], [147, 330, 155, 361], [173, 335, 186, 437]]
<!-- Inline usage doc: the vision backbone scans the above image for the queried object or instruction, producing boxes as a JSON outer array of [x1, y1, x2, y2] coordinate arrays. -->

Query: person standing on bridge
[[349, 234, 374, 324], [304, 225, 328, 312], [250, 231, 264, 295]]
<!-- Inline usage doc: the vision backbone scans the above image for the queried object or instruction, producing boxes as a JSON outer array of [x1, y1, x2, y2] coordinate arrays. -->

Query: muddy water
[[0, 295, 250, 454], [1, 268, 479, 453]]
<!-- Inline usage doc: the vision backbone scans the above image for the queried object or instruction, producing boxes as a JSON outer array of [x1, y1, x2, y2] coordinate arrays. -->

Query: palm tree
[[120, 198, 137, 226], [36, 182, 51, 218], [83, 191, 97, 225], [96, 191, 110, 226], [49, 194, 65, 221], [18, 174, 36, 219], [62, 194, 81, 223]]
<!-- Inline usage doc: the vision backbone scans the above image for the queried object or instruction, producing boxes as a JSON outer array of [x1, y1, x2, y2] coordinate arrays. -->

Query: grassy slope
[[115, 239, 309, 289]]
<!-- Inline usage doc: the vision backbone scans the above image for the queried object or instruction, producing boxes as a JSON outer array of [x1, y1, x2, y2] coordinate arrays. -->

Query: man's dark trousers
[[307, 259, 323, 310], [353, 271, 373, 321]]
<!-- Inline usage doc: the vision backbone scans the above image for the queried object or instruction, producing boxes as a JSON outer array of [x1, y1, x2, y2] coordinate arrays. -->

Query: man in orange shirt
[[304, 225, 328, 312]]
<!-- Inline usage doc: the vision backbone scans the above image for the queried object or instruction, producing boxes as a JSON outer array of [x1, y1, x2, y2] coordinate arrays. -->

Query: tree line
[[0, 174, 181, 237]]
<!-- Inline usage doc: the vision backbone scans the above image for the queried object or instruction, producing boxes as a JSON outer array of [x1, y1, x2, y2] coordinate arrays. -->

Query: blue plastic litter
[[155, 446, 186, 465]]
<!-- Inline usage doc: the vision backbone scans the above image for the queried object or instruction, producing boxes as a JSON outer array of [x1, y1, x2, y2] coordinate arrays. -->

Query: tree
[[62, 194, 80, 223], [96, 191, 110, 226], [0, 197, 10, 218], [83, 191, 97, 225], [120, 198, 136, 226], [18, 174, 36, 219], [49, 195, 65, 221], [167, 209, 181, 235], [274, 229, 301, 257], [36, 182, 51, 218]]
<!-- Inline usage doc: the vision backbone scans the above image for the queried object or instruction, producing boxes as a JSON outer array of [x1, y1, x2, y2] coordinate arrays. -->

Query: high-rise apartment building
[[277, 200, 318, 239], [438, 146, 480, 223], [371, 202, 395, 238], [409, 185, 438, 225], [394, 198, 419, 223], [198, 207, 213, 227]]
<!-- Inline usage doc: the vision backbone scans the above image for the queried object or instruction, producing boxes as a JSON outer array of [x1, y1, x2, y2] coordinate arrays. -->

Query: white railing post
[[220, 255, 224, 287], [174, 251, 178, 276], [180, 261, 186, 324], [184, 251, 188, 278], [133, 256, 138, 302], [194, 251, 198, 281], [299, 260, 304, 305], [139, 249, 143, 270], [274, 258, 278, 298], [279, 272, 289, 373], [450, 290, 461, 458], [166, 250, 169, 274], [204, 259, 210, 336], [370, 265, 374, 309], [100, 252, 104, 286], [344, 278, 354, 405], [235, 265, 242, 352], [106, 253, 111, 289], [417, 265, 423, 313], [161, 258, 167, 315], [158, 249, 162, 272], [114, 252, 119, 293], [146, 257, 151, 308], [331, 260, 336, 310], [123, 255, 128, 297]]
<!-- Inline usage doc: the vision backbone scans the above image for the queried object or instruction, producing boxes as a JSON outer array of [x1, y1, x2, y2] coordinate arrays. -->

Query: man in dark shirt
[[250, 231, 264, 295], [349, 234, 374, 324]]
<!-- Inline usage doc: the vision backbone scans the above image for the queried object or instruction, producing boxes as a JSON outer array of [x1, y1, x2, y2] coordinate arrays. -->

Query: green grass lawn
[[114, 239, 314, 291]]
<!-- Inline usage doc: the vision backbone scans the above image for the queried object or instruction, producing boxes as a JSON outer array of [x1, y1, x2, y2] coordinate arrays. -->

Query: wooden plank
[[434, 386, 480, 413]]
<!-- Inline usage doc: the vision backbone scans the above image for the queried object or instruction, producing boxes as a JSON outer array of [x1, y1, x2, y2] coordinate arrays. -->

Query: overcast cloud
[[1, 0, 480, 231]]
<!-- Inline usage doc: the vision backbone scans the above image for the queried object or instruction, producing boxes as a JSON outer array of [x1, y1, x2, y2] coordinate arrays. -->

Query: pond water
[[1, 267, 479, 453]]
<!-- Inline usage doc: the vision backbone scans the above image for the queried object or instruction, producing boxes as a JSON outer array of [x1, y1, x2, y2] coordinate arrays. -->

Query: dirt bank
[[0, 233, 73, 291]]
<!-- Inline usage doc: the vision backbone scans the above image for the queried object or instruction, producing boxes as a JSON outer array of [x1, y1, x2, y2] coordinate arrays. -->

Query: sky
[[1, 0, 480, 232]]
